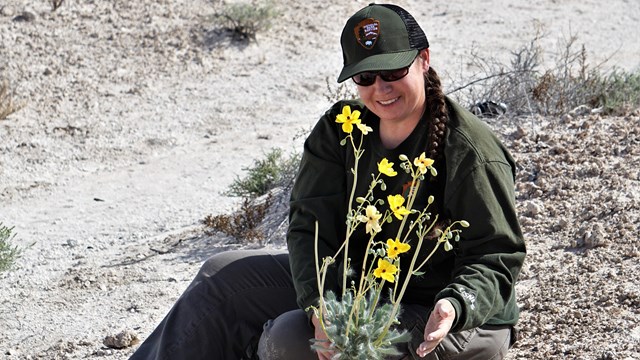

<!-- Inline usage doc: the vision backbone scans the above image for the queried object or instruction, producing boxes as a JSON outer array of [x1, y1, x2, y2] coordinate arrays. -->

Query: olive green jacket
[[287, 97, 526, 332]]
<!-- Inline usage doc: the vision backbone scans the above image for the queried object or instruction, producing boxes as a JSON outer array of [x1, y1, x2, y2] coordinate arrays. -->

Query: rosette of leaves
[[312, 290, 410, 360]]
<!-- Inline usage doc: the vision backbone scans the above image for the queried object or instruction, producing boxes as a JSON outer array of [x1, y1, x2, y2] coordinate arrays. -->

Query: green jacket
[[287, 97, 526, 332]]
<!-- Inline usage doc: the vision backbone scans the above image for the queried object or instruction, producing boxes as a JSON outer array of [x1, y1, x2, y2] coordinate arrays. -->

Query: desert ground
[[1, 0, 639, 359]]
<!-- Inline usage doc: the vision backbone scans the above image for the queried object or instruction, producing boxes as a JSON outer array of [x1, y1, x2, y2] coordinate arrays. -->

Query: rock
[[524, 200, 544, 217], [12, 11, 35, 22], [512, 125, 527, 140], [103, 329, 140, 349], [569, 105, 592, 116], [1, 5, 16, 17], [583, 223, 608, 248]]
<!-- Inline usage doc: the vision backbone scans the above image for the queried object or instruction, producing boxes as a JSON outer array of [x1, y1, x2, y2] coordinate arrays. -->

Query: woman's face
[[356, 49, 430, 125]]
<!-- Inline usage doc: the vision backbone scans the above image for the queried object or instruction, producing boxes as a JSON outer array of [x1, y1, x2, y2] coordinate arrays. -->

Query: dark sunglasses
[[351, 58, 416, 86]]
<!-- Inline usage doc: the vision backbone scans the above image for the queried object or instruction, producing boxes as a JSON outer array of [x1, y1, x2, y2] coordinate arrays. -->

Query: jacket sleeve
[[287, 105, 349, 311], [436, 134, 526, 332]]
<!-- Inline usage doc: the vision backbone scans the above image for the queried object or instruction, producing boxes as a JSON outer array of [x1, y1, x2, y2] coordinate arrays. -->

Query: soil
[[0, 0, 638, 359]]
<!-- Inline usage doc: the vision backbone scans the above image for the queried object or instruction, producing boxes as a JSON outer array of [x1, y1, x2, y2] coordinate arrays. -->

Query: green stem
[[342, 134, 361, 295], [375, 213, 440, 346], [314, 221, 331, 338]]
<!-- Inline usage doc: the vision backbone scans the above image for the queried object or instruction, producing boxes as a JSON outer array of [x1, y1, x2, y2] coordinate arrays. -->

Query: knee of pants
[[197, 249, 288, 279], [197, 250, 256, 278], [257, 309, 317, 360]]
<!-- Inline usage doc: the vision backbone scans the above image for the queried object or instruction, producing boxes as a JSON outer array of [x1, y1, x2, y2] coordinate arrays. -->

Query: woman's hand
[[416, 299, 456, 357], [311, 314, 334, 360]]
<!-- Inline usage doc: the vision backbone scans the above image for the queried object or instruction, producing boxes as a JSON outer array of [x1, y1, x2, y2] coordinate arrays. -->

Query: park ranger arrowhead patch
[[354, 18, 380, 50]]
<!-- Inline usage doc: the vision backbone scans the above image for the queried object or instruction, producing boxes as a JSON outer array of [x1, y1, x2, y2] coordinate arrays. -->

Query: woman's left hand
[[416, 299, 456, 357]]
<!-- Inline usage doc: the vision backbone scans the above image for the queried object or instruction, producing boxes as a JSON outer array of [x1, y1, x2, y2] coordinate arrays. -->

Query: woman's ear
[[418, 49, 430, 72]]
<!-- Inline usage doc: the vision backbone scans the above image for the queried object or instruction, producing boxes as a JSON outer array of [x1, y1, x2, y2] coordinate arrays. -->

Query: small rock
[[5, 348, 20, 356], [569, 104, 591, 116], [1, 5, 16, 17], [524, 200, 544, 217], [552, 219, 568, 232], [103, 329, 140, 349], [512, 125, 527, 140], [12, 11, 35, 22], [583, 224, 608, 248]]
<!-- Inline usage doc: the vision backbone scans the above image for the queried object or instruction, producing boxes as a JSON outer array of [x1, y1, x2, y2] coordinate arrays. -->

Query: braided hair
[[423, 66, 452, 238], [424, 67, 449, 162]]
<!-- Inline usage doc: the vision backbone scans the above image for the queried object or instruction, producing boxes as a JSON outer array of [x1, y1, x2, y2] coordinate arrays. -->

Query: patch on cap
[[354, 18, 380, 50]]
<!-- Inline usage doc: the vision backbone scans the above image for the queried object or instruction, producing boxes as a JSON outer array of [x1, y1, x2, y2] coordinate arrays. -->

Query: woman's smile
[[378, 97, 400, 106]]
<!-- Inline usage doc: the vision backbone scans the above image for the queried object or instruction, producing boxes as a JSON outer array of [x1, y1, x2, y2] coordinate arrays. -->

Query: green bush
[[0, 224, 21, 272], [599, 70, 640, 115], [226, 148, 300, 199]]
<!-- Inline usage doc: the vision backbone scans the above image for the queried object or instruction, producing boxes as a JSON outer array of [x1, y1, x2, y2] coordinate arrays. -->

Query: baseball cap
[[337, 3, 429, 83]]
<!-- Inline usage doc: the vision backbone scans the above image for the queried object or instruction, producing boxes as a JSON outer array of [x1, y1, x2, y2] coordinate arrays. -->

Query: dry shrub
[[214, 1, 278, 42], [0, 80, 23, 120], [324, 77, 359, 104], [447, 29, 640, 116], [50, 0, 64, 11], [203, 195, 273, 244]]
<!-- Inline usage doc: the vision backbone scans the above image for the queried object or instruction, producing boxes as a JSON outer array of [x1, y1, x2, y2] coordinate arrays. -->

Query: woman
[[130, 3, 525, 360]]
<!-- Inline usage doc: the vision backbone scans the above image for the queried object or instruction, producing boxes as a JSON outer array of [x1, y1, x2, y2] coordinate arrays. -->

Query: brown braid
[[424, 67, 449, 162], [423, 67, 452, 240]]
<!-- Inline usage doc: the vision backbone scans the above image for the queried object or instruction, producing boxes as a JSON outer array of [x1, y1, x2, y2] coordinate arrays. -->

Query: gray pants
[[130, 250, 512, 360]]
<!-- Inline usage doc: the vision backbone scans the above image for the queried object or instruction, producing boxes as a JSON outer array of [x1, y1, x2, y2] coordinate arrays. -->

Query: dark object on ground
[[470, 101, 507, 117], [12, 11, 35, 22]]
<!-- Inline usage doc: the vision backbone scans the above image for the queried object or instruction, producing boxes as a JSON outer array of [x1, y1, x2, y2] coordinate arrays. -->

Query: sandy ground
[[0, 0, 639, 359]]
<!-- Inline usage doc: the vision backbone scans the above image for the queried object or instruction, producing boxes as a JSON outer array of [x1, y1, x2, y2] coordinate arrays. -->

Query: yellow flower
[[373, 258, 398, 283], [356, 122, 373, 135], [386, 238, 411, 259], [377, 158, 397, 177], [335, 105, 362, 134], [357, 205, 382, 234], [387, 194, 411, 220], [413, 152, 435, 174]]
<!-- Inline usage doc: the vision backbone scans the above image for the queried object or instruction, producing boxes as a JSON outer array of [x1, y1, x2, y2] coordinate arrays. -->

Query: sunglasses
[[351, 57, 417, 86]]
